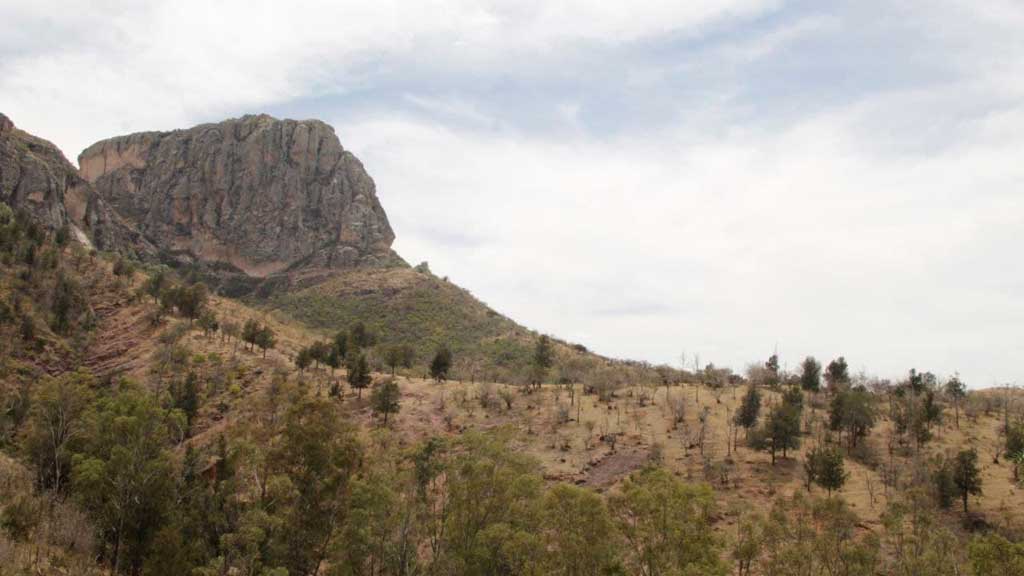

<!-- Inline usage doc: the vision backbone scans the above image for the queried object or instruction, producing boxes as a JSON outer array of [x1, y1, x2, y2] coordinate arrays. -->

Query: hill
[[1, 113, 1022, 576]]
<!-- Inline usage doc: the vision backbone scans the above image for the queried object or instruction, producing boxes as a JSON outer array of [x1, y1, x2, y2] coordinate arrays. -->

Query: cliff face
[[79, 115, 399, 276], [0, 112, 76, 230], [0, 113, 157, 259]]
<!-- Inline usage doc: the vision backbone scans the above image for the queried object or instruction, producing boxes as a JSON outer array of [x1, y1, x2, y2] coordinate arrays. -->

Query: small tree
[[348, 353, 372, 398], [255, 325, 276, 358], [825, 357, 850, 391], [1006, 422, 1024, 477], [530, 335, 555, 390], [197, 310, 219, 338], [179, 371, 200, 426], [371, 378, 401, 424], [813, 445, 846, 496], [764, 354, 780, 387], [384, 345, 404, 375], [933, 461, 957, 509], [753, 404, 801, 464], [242, 319, 261, 351], [952, 448, 983, 514], [735, 385, 762, 440], [333, 329, 350, 361], [144, 269, 169, 304], [800, 356, 821, 392], [295, 347, 313, 374], [430, 346, 452, 383], [349, 321, 375, 348], [176, 282, 209, 325], [944, 375, 967, 430]]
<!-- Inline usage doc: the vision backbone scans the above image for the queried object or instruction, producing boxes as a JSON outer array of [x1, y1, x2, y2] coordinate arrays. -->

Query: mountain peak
[[79, 115, 399, 277]]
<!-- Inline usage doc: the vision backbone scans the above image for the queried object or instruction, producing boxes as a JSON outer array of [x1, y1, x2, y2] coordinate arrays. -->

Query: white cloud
[[342, 85, 1024, 387], [0, 0, 775, 158], [1, 0, 1023, 387]]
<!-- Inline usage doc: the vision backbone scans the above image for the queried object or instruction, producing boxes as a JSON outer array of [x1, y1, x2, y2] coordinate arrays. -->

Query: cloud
[[0, 0, 776, 158], [1, 0, 1022, 387], [342, 83, 1024, 386]]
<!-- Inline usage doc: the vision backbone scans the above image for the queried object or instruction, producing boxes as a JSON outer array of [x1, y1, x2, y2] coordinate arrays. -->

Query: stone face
[[79, 114, 399, 276], [0, 112, 75, 230], [0, 112, 158, 259]]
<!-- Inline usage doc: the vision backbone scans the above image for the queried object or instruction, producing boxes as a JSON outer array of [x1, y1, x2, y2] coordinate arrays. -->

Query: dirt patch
[[580, 448, 650, 490]]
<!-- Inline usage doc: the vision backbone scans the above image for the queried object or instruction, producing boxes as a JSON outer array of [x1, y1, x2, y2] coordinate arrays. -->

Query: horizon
[[3, 1, 1022, 388]]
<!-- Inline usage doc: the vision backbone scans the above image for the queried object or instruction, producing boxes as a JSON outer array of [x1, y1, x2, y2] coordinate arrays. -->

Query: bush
[[1, 494, 38, 541]]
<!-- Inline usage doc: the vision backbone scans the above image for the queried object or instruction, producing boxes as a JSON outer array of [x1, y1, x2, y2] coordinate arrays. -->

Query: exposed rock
[[80, 114, 401, 276], [0, 112, 157, 259], [0, 112, 75, 230]]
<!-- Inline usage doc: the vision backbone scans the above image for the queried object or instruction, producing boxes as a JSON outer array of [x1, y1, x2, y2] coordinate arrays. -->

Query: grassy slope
[[267, 266, 556, 379]]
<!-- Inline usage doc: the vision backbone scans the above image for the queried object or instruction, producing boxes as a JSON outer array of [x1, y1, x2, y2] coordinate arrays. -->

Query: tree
[[828, 387, 875, 448], [944, 375, 967, 430], [197, 309, 218, 338], [348, 353, 372, 398], [933, 460, 957, 509], [952, 448, 982, 514], [810, 445, 846, 496], [295, 346, 313, 374], [542, 483, 620, 576], [735, 385, 762, 440], [608, 467, 726, 576], [221, 320, 240, 350], [349, 321, 375, 348], [178, 371, 200, 426], [72, 381, 176, 575], [320, 344, 338, 374], [824, 357, 849, 391], [1006, 422, 1024, 473], [21, 369, 95, 492], [430, 346, 452, 383], [51, 272, 82, 335], [332, 329, 350, 361], [764, 354, 780, 387], [968, 534, 1024, 576], [530, 335, 555, 390], [384, 345, 404, 375], [782, 385, 804, 411], [266, 397, 362, 575], [255, 325, 276, 358], [176, 283, 209, 325], [800, 357, 821, 392], [309, 341, 331, 370], [242, 319, 261, 351], [370, 378, 401, 424], [144, 269, 169, 304], [754, 404, 801, 464]]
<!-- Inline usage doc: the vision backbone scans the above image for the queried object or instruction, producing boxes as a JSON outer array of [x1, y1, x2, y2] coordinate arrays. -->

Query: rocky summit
[[79, 114, 400, 276]]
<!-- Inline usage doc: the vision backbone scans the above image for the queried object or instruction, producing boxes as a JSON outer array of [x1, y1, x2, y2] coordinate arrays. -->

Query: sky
[[2, 0, 1022, 387]]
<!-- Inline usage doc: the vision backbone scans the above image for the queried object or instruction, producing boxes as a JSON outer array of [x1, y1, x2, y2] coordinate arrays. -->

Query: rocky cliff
[[1, 112, 78, 231], [0, 112, 156, 259], [80, 115, 400, 276]]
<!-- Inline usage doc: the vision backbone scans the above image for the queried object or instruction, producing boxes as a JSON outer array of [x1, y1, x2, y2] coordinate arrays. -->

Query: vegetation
[[1, 202, 1022, 575]]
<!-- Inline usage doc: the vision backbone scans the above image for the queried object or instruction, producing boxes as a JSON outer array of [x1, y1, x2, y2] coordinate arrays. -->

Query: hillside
[[268, 265, 595, 382], [1, 114, 1023, 576]]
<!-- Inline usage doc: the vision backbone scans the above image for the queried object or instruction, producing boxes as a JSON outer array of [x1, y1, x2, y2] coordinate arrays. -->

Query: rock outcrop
[[80, 115, 400, 276], [1, 112, 77, 231], [0, 112, 157, 259]]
